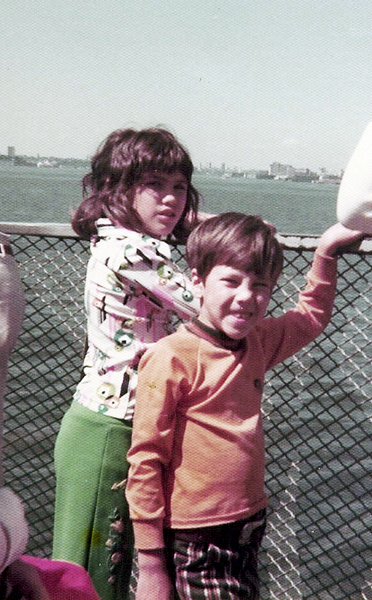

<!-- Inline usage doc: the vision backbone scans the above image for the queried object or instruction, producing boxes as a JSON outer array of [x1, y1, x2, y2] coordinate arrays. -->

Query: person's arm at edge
[[5, 559, 51, 600]]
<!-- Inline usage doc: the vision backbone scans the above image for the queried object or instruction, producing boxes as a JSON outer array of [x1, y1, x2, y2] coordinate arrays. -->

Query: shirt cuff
[[132, 519, 165, 550]]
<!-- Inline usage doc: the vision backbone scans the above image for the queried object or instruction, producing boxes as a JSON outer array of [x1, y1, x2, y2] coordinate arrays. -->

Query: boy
[[126, 213, 364, 600]]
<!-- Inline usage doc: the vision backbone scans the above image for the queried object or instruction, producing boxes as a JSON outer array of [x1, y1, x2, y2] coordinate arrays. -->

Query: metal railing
[[2, 223, 372, 600]]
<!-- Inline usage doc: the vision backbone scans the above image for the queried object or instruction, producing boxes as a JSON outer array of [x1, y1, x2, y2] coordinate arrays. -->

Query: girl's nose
[[162, 191, 177, 204]]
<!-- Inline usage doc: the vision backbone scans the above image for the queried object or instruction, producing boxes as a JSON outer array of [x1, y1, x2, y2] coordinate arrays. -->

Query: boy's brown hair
[[186, 212, 283, 285]]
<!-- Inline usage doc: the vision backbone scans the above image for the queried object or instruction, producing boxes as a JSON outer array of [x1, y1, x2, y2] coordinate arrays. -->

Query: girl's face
[[132, 171, 188, 238]]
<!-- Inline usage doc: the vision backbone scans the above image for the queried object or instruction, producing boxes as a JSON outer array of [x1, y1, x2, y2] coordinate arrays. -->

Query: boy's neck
[[187, 317, 246, 351]]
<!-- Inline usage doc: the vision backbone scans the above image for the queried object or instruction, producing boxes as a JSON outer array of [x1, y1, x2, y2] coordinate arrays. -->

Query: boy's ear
[[191, 268, 204, 299]]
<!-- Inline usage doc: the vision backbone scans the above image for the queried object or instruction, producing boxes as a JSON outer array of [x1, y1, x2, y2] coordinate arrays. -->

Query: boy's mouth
[[231, 310, 253, 320]]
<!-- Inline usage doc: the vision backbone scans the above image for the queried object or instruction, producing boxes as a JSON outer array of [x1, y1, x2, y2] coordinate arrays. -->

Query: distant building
[[8, 146, 15, 158], [269, 162, 295, 179], [255, 170, 274, 180], [292, 168, 318, 182], [315, 173, 341, 185]]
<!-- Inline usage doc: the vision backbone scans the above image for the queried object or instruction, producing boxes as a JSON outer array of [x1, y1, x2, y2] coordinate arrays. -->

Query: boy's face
[[192, 265, 273, 340]]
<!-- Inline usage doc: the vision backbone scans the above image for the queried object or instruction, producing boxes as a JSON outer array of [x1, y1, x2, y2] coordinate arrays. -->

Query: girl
[[52, 128, 208, 600]]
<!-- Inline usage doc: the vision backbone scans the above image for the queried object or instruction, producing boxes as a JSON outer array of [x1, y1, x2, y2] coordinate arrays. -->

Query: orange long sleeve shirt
[[126, 251, 337, 549]]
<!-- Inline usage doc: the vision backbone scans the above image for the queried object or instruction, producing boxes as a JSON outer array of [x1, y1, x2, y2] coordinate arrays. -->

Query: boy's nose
[[236, 286, 254, 303]]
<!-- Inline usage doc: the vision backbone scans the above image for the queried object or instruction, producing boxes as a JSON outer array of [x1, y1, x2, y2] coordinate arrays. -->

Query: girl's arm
[[181, 210, 215, 240], [195, 210, 215, 224], [105, 234, 200, 319]]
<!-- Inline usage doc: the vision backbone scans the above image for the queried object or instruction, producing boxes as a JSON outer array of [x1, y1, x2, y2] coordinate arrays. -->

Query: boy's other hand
[[136, 549, 174, 600], [317, 223, 366, 257]]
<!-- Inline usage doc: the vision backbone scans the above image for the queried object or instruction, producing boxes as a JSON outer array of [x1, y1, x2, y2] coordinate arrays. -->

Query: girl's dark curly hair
[[71, 128, 201, 241]]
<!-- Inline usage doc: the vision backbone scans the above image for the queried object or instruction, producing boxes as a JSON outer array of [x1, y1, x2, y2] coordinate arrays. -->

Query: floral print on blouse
[[73, 219, 199, 420]]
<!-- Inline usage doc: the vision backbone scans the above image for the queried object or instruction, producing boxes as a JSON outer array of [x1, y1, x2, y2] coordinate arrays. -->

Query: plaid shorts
[[165, 509, 266, 600]]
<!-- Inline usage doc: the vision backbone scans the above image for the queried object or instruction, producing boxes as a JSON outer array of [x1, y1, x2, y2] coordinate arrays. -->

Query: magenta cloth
[[20, 556, 101, 599]]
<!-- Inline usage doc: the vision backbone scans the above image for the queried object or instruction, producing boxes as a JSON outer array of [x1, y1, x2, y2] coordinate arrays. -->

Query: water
[[194, 173, 339, 235], [0, 163, 339, 234]]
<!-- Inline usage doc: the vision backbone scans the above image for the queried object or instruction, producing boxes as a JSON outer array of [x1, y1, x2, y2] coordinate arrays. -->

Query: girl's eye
[[141, 178, 161, 188], [148, 181, 161, 188]]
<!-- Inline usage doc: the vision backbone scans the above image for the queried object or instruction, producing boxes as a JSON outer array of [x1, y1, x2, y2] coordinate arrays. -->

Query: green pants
[[53, 402, 134, 600]]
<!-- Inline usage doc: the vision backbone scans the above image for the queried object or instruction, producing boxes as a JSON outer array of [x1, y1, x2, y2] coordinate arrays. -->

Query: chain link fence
[[2, 223, 372, 600]]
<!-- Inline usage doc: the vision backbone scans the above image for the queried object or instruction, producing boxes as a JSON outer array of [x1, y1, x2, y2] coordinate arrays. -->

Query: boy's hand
[[136, 549, 174, 600], [317, 223, 366, 257]]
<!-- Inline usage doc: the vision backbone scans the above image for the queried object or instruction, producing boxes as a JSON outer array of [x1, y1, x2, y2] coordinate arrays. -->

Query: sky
[[1, 0, 372, 173]]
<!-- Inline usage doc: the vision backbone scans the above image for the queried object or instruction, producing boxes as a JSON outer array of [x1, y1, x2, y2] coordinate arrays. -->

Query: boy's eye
[[254, 281, 269, 288], [223, 278, 239, 286], [254, 282, 271, 294]]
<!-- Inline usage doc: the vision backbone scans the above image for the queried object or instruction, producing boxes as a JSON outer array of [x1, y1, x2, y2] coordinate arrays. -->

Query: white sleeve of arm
[[337, 122, 372, 233], [0, 487, 28, 573]]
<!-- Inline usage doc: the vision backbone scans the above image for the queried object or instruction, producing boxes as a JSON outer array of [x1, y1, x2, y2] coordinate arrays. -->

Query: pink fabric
[[20, 556, 101, 600]]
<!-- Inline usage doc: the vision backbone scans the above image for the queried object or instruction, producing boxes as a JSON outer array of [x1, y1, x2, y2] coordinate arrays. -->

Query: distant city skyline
[[1, 1, 372, 174], [0, 143, 352, 174], [0, 142, 355, 175], [1, 146, 343, 178]]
